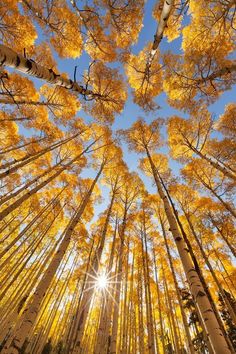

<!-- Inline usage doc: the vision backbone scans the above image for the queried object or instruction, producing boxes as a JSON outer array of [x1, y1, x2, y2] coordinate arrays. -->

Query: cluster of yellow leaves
[[139, 153, 169, 176], [182, 0, 235, 60], [167, 107, 212, 161], [2, 73, 39, 102], [181, 158, 221, 189], [125, 44, 163, 110], [215, 103, 236, 138], [49, 7, 83, 59], [84, 62, 127, 123], [83, 5, 116, 62], [0, 0, 37, 51], [122, 119, 162, 153], [153, 0, 183, 42], [102, 0, 145, 48], [162, 1, 236, 110], [22, 0, 83, 59], [0, 111, 20, 149], [162, 53, 220, 111], [85, 33, 116, 62], [40, 85, 81, 122]]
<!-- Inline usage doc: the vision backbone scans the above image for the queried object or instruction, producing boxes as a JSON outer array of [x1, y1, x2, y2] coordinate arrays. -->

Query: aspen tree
[[0, 1, 236, 352], [0, 138, 100, 221], [110, 173, 144, 354], [122, 119, 232, 354], [168, 113, 236, 182], [2, 162, 104, 354]]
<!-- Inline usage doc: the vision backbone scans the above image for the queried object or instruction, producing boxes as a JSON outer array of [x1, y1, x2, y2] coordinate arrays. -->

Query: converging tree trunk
[[1, 162, 104, 354], [145, 147, 231, 354]]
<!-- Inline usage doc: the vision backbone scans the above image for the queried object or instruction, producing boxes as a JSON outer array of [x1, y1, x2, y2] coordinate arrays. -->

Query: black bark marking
[[26, 59, 32, 71], [196, 290, 205, 298], [16, 55, 21, 67], [175, 236, 182, 241], [0, 54, 6, 65]]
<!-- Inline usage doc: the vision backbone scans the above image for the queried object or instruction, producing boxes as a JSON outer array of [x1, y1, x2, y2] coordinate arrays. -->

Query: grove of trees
[[0, 0, 235, 353]]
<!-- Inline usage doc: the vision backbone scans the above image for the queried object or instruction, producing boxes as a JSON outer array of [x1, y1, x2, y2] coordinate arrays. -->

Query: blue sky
[[16, 0, 236, 217]]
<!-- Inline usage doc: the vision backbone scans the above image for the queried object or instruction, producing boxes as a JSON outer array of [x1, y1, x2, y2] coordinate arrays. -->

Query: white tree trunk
[[1, 164, 104, 354], [0, 44, 95, 98], [146, 149, 231, 354]]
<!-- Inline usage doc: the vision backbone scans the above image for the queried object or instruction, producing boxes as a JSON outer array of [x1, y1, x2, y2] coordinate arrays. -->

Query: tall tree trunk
[[192, 146, 236, 182], [110, 208, 128, 354], [153, 249, 166, 354], [95, 220, 118, 354], [161, 179, 234, 354], [0, 44, 96, 98], [162, 267, 180, 354], [160, 219, 196, 354], [1, 162, 104, 354], [0, 139, 97, 221], [146, 0, 173, 70], [68, 239, 95, 353], [141, 230, 155, 353], [137, 264, 145, 354], [71, 188, 117, 353], [121, 241, 130, 354], [145, 147, 231, 354], [184, 211, 236, 326], [0, 130, 81, 176]]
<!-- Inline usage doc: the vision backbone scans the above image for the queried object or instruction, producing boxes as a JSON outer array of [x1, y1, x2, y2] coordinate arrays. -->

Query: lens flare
[[96, 274, 108, 289]]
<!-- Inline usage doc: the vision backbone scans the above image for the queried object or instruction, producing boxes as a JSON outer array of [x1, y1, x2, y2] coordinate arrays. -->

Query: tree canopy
[[0, 1, 235, 354]]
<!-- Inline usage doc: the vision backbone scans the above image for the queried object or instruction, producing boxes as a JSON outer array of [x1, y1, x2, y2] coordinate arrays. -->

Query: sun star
[[96, 274, 108, 290]]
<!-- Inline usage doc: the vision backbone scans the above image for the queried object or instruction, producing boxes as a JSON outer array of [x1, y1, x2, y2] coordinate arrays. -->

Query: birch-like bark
[[191, 145, 236, 182], [160, 219, 196, 354], [0, 44, 96, 98], [161, 179, 234, 353], [145, 148, 231, 354], [94, 220, 118, 354], [0, 139, 97, 221], [141, 232, 155, 353], [110, 208, 128, 354], [67, 239, 95, 353], [0, 130, 81, 176], [121, 240, 130, 354], [71, 188, 116, 353], [184, 212, 236, 325], [153, 249, 166, 354], [146, 0, 173, 70], [162, 268, 180, 354], [2, 162, 104, 354], [137, 265, 145, 354]]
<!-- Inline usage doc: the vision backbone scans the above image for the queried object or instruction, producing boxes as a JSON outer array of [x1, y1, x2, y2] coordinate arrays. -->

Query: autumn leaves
[[0, 0, 236, 353], [1, 1, 236, 120]]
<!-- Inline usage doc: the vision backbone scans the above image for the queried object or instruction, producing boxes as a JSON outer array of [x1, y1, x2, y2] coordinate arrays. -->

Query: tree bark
[[110, 208, 128, 354], [0, 130, 81, 175], [0, 44, 96, 98], [0, 139, 97, 221], [160, 219, 196, 354], [145, 147, 231, 354], [1, 162, 104, 354], [71, 188, 117, 353]]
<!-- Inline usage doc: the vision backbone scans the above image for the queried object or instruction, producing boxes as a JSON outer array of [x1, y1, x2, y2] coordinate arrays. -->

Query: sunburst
[[96, 274, 108, 289]]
